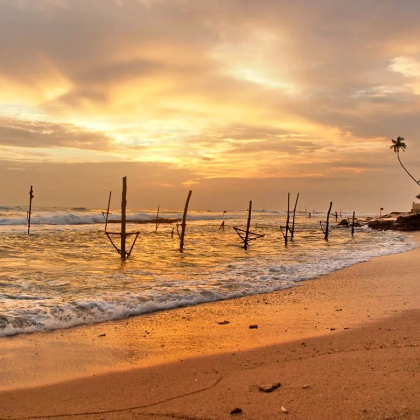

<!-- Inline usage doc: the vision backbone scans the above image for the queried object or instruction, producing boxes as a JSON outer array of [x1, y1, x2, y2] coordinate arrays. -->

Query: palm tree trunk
[[397, 152, 420, 186]]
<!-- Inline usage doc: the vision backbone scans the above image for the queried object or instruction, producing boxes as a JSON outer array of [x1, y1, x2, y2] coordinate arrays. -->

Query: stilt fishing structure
[[177, 190, 192, 253], [102, 191, 112, 231], [27, 186, 34, 235], [280, 193, 291, 245], [219, 210, 226, 230], [280, 193, 300, 244], [351, 211, 356, 237], [155, 205, 160, 230], [233, 201, 265, 250], [290, 193, 299, 240], [320, 202, 333, 241], [105, 177, 140, 260]]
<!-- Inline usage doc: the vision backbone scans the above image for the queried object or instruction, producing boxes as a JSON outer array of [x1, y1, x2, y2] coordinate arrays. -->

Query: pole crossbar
[[280, 225, 291, 239], [233, 202, 265, 250], [233, 227, 264, 240], [105, 231, 140, 257], [105, 232, 139, 236]]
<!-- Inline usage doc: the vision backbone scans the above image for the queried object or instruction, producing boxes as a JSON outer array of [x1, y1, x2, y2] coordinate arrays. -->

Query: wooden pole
[[27, 186, 34, 235], [180, 190, 192, 253], [156, 205, 160, 230], [290, 193, 299, 241], [121, 177, 127, 260], [105, 191, 111, 231], [325, 201, 333, 241], [244, 201, 252, 250], [351, 211, 355, 237], [285, 193, 290, 246]]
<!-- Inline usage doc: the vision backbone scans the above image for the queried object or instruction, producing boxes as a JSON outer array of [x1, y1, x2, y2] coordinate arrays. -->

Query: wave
[[0, 206, 380, 227], [0, 209, 243, 226], [0, 232, 417, 337]]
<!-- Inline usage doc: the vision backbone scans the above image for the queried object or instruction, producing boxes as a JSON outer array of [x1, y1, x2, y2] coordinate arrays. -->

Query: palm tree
[[390, 137, 420, 186]]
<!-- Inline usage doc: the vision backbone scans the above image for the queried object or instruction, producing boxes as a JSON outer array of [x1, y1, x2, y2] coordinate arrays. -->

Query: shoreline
[[1, 232, 420, 419]]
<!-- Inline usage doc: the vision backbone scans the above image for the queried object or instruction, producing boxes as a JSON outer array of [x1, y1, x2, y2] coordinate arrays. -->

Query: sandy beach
[[1, 232, 420, 420]]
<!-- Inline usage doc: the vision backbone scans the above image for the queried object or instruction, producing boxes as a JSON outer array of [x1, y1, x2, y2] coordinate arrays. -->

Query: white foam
[[0, 211, 418, 337]]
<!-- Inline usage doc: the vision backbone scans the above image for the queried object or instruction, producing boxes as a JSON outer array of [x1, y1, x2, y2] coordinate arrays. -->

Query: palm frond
[[390, 137, 407, 153]]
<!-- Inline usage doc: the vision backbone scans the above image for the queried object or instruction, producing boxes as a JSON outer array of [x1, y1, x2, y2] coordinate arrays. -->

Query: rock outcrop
[[367, 213, 420, 231]]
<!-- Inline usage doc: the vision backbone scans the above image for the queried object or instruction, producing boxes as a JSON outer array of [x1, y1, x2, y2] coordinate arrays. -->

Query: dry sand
[[1, 233, 420, 420]]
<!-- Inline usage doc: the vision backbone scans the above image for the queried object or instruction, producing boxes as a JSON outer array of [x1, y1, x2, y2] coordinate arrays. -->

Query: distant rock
[[368, 213, 420, 231], [396, 213, 420, 230], [367, 219, 395, 231], [338, 219, 349, 226]]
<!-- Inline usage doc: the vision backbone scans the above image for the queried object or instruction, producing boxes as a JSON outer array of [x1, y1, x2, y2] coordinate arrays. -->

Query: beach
[[0, 232, 419, 419], [2, 1, 420, 418]]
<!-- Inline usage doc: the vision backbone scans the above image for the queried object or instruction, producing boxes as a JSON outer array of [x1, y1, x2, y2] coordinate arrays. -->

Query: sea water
[[0, 207, 416, 337]]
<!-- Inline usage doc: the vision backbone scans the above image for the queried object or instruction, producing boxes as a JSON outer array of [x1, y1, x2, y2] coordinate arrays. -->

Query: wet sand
[[1, 233, 420, 419]]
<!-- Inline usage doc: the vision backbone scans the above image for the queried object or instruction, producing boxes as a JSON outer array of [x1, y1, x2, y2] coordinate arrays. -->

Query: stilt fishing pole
[[180, 190, 192, 252], [219, 210, 226, 230], [27, 186, 34, 235], [156, 205, 160, 231], [104, 191, 112, 231], [320, 202, 333, 241], [280, 193, 290, 246]]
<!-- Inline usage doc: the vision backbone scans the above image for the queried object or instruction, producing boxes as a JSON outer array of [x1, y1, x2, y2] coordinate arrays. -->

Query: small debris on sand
[[249, 325, 258, 329], [281, 406, 289, 413], [217, 320, 230, 325], [230, 407, 242, 414], [98, 333, 106, 337], [258, 382, 281, 393]]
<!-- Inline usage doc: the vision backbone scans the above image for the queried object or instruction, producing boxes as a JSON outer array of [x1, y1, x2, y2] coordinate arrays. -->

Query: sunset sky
[[1, 0, 420, 212]]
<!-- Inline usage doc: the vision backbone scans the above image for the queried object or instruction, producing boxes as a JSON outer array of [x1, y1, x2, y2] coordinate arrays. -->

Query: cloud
[[0, 117, 114, 150], [1, 0, 420, 211]]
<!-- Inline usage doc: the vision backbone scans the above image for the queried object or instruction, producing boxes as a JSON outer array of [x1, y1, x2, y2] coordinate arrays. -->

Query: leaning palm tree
[[390, 137, 420, 186]]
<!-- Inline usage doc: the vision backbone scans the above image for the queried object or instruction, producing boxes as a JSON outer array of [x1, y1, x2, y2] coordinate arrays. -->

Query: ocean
[[0, 206, 417, 337]]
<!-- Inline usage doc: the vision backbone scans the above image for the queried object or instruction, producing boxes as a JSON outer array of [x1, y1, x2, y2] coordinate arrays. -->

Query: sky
[[1, 0, 420, 212]]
